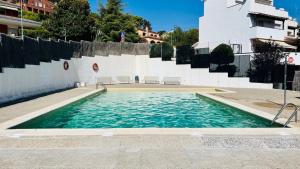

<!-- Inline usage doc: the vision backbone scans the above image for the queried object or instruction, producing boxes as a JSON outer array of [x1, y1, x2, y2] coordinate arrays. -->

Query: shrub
[[176, 45, 194, 64], [210, 44, 234, 65], [215, 65, 237, 77]]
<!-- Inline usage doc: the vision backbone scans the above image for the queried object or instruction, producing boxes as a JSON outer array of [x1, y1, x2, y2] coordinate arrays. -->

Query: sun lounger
[[163, 77, 181, 85], [97, 76, 115, 85], [144, 76, 160, 84], [116, 76, 133, 84]]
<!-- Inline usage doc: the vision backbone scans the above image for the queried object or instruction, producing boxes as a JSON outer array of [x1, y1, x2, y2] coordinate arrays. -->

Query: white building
[[195, 0, 299, 53]]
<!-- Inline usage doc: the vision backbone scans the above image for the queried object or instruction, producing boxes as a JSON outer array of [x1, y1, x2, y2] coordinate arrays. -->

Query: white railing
[[0, 15, 41, 27], [251, 26, 285, 40], [249, 0, 288, 19]]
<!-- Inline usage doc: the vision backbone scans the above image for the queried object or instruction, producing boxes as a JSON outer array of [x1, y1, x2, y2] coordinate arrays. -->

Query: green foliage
[[130, 16, 152, 30], [157, 30, 166, 36], [163, 27, 199, 46], [44, 0, 95, 41], [183, 29, 199, 46], [20, 11, 49, 22], [150, 42, 174, 61], [23, 27, 51, 39], [215, 65, 237, 77], [210, 44, 234, 65], [95, 0, 141, 42], [21, 11, 40, 21], [176, 45, 194, 64], [248, 41, 285, 82]]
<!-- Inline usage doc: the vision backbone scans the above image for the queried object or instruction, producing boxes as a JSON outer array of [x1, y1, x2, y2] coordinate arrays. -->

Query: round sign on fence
[[93, 63, 99, 72], [63, 61, 69, 70], [288, 57, 294, 64]]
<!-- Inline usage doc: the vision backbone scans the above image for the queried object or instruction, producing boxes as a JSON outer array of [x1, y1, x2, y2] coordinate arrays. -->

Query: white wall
[[287, 53, 300, 65], [198, 0, 253, 52], [197, 0, 294, 53], [0, 54, 273, 104], [0, 59, 79, 104], [73, 54, 272, 89]]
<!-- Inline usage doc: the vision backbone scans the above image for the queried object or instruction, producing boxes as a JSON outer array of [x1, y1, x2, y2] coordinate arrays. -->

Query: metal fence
[[293, 71, 300, 91], [232, 54, 251, 77], [0, 34, 150, 72]]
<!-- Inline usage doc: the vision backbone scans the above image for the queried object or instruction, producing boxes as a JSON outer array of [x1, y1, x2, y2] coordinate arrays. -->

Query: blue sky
[[89, 0, 300, 32]]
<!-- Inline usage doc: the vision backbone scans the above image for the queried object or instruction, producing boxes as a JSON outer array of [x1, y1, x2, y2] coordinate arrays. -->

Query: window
[[0, 24, 8, 34], [257, 20, 264, 27], [255, 0, 272, 5], [231, 44, 243, 54], [0, 8, 5, 15]]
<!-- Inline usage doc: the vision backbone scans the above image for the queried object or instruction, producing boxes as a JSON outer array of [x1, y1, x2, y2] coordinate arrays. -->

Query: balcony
[[249, 0, 288, 20], [0, 15, 41, 28], [251, 26, 285, 40]]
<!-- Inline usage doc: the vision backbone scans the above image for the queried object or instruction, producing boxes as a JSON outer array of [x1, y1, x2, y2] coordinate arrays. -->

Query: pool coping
[[1, 128, 300, 137], [198, 93, 294, 128], [0, 87, 296, 137], [0, 88, 105, 130], [106, 87, 236, 94]]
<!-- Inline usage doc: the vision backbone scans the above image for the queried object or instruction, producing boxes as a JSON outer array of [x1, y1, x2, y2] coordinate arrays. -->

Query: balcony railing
[[249, 0, 288, 20], [251, 26, 285, 40], [0, 14, 41, 27]]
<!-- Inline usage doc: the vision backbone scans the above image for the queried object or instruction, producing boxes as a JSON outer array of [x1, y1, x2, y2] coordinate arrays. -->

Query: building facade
[[137, 27, 164, 44], [196, 0, 299, 53], [21, 0, 55, 15], [0, 0, 41, 36]]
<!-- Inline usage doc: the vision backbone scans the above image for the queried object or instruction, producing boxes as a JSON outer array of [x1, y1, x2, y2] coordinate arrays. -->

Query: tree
[[23, 27, 51, 39], [163, 27, 198, 46], [157, 30, 166, 36], [210, 44, 236, 77], [182, 29, 198, 46], [21, 11, 41, 21], [20, 11, 50, 38], [210, 44, 234, 66], [140, 19, 152, 30], [44, 0, 95, 41], [96, 0, 141, 42], [248, 41, 285, 82]]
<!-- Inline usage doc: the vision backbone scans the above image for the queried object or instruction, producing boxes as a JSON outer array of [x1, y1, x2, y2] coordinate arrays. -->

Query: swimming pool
[[12, 92, 281, 128]]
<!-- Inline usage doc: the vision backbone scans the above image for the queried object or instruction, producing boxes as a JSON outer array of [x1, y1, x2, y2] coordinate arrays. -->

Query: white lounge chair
[[144, 76, 160, 84], [163, 77, 181, 85], [116, 76, 133, 84], [97, 76, 115, 85]]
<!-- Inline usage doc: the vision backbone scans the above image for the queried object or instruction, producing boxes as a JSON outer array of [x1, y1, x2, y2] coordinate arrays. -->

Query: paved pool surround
[[0, 85, 297, 131], [0, 85, 300, 168]]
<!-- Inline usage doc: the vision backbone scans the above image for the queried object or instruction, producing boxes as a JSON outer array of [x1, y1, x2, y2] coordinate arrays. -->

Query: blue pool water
[[12, 92, 281, 128]]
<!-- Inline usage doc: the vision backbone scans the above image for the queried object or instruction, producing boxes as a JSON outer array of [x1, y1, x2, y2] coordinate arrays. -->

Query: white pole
[[20, 0, 24, 39], [284, 53, 287, 105]]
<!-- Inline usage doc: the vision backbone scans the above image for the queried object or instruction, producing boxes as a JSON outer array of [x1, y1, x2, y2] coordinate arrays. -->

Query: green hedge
[[150, 42, 174, 61], [176, 45, 194, 64]]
